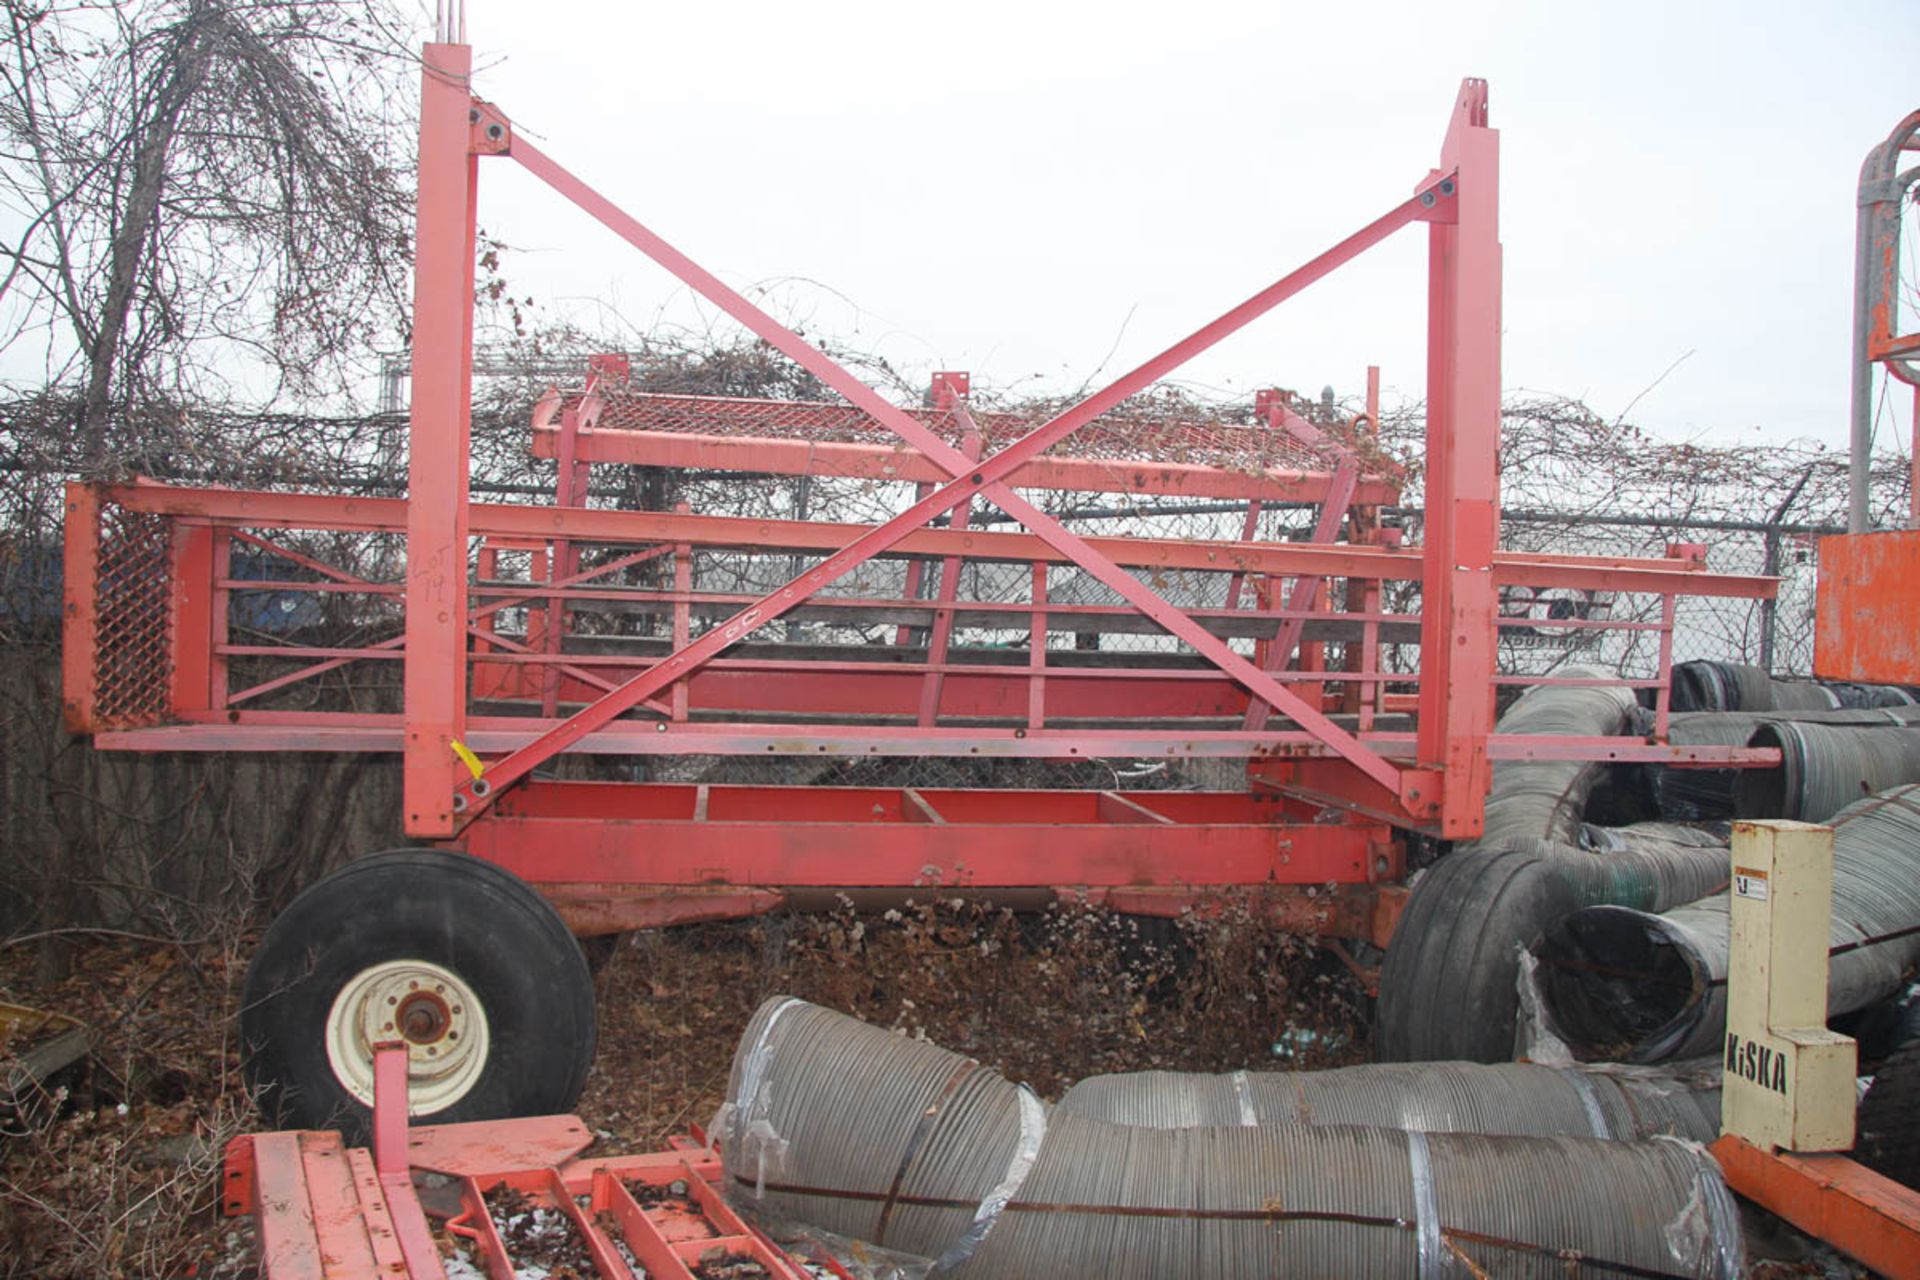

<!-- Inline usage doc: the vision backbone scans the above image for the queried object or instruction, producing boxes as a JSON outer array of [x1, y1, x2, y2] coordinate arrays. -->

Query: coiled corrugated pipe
[[1823, 681, 1919, 709], [1734, 721, 1920, 822], [1373, 840, 1732, 1062], [1474, 676, 1640, 846], [1646, 708, 1920, 822], [1376, 676, 1732, 1063], [1055, 1060, 1721, 1142], [1530, 784, 1920, 1063], [1668, 660, 1840, 713], [718, 998, 1743, 1278]]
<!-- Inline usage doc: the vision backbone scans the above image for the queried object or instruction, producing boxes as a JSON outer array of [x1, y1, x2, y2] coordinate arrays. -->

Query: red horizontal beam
[[100, 716, 1780, 767], [530, 424, 1401, 505], [97, 483, 1777, 598], [1711, 1135, 1920, 1280], [460, 781, 1374, 886]]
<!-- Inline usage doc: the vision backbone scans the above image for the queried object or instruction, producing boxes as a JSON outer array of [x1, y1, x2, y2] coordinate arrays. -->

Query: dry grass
[[0, 900, 1366, 1277]]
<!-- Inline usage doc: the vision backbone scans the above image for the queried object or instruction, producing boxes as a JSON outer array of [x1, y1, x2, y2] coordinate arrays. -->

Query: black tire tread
[[1857, 1040, 1920, 1190], [240, 849, 596, 1143], [1376, 847, 1576, 1063]]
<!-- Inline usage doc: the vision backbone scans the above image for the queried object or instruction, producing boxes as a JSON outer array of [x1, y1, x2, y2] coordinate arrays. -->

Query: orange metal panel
[[1814, 530, 1920, 684], [1712, 1135, 1920, 1280]]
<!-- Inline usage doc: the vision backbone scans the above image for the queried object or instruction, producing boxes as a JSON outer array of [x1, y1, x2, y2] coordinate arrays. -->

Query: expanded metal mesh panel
[[93, 505, 172, 726], [587, 390, 1345, 476]]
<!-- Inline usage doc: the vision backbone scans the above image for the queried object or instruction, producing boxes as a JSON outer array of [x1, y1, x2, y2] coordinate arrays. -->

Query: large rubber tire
[[240, 849, 597, 1143], [1375, 847, 1581, 1062], [1856, 1041, 1920, 1190]]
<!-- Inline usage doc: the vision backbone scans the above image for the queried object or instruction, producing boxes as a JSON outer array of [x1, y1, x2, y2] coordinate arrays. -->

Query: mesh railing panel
[[92, 506, 172, 727], [586, 390, 1349, 476]]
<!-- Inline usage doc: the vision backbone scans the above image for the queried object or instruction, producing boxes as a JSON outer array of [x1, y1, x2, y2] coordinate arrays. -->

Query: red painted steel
[[228, 1087, 815, 1279], [531, 411, 1400, 504], [403, 41, 479, 838], [83, 482, 1772, 595], [96, 720, 1780, 768], [59, 48, 1788, 942], [474, 130, 1455, 815], [1416, 81, 1502, 836], [59, 483, 100, 732], [1244, 457, 1360, 732]]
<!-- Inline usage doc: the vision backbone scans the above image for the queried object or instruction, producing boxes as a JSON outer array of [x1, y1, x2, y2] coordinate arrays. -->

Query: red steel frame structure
[[223, 1044, 820, 1280], [63, 44, 1778, 944]]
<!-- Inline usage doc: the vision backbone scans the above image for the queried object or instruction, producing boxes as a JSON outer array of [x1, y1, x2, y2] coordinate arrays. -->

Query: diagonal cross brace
[[1243, 458, 1362, 732], [461, 134, 1453, 812]]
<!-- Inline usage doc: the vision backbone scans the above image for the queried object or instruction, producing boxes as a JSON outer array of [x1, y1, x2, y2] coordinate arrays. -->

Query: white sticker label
[[1734, 867, 1770, 901]]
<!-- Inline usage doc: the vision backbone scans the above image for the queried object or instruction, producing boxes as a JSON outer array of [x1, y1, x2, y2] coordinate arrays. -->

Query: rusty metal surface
[[228, 1117, 813, 1279], [1712, 1134, 1920, 1280], [1814, 530, 1920, 683]]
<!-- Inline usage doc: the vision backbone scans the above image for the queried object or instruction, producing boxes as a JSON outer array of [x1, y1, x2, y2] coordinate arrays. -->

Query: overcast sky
[[462, 0, 1918, 454]]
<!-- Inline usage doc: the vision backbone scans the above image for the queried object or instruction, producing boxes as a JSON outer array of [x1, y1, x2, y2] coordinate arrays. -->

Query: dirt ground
[[0, 894, 1369, 1279], [0, 896, 1877, 1280]]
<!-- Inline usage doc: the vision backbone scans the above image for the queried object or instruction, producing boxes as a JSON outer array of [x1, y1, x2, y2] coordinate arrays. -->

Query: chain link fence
[[4, 349, 1911, 802]]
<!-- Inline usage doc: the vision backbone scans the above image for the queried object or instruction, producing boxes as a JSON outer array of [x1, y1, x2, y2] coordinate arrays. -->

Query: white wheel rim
[[324, 958, 491, 1115]]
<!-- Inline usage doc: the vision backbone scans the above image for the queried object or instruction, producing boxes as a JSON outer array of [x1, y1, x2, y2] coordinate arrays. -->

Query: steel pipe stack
[[1531, 784, 1920, 1062], [718, 998, 1743, 1278]]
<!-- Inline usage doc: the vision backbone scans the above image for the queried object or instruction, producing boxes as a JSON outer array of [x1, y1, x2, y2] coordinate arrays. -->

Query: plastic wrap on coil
[[718, 998, 1744, 1278], [1054, 1058, 1721, 1141]]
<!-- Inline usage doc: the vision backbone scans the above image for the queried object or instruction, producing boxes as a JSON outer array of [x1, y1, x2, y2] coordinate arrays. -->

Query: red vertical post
[[1911, 383, 1920, 528], [671, 516, 692, 722], [1655, 590, 1677, 740], [61, 483, 100, 733], [1339, 367, 1383, 715], [543, 366, 596, 714], [1028, 562, 1048, 730], [1357, 578, 1382, 732], [169, 522, 216, 714], [371, 1042, 409, 1175], [1416, 81, 1500, 839], [917, 379, 980, 725], [208, 532, 230, 711], [471, 541, 502, 700], [403, 42, 477, 838]]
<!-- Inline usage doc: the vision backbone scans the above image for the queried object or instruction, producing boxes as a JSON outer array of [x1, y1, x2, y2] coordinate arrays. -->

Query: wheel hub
[[324, 958, 491, 1114]]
